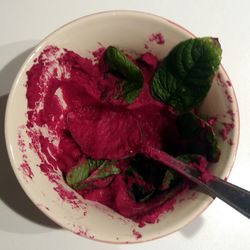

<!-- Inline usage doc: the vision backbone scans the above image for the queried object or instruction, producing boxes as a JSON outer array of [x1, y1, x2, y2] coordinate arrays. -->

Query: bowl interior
[[5, 11, 239, 243]]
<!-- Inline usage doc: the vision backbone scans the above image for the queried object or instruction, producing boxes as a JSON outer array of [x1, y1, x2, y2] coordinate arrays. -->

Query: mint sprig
[[85, 161, 120, 182], [104, 46, 144, 103], [151, 37, 222, 112], [66, 160, 120, 190]]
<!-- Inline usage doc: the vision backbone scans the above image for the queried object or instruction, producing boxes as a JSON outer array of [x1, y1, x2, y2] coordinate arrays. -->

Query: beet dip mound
[[25, 38, 222, 225]]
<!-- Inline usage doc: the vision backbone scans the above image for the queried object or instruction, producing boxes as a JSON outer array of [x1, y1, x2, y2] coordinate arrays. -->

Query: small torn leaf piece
[[176, 112, 220, 162], [104, 46, 144, 103], [160, 169, 175, 190], [66, 161, 90, 189], [86, 161, 120, 181], [152, 37, 222, 112], [76, 160, 120, 190], [66, 159, 119, 190], [87, 159, 105, 172], [160, 155, 203, 191]]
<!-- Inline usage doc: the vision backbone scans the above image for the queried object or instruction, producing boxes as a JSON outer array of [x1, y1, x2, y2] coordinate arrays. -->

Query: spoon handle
[[205, 178, 250, 219]]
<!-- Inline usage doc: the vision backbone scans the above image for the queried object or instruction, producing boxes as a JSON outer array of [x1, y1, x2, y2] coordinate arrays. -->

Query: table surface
[[1, 0, 250, 249]]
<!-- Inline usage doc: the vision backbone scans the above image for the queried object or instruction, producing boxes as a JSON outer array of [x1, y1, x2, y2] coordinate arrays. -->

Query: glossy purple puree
[[25, 46, 212, 225]]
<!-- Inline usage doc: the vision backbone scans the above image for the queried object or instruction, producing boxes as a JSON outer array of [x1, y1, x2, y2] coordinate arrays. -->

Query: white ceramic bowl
[[5, 11, 239, 243]]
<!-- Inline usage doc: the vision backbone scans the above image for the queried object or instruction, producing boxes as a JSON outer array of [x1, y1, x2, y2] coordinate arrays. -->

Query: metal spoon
[[142, 145, 250, 219]]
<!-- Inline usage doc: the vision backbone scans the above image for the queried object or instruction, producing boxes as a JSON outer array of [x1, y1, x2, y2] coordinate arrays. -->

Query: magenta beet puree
[[25, 46, 210, 224]]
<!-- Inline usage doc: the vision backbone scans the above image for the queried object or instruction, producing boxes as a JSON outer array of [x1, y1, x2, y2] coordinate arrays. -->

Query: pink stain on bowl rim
[[149, 33, 165, 45], [132, 229, 142, 239]]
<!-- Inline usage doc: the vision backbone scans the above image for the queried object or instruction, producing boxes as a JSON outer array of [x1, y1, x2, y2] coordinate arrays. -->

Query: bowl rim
[[4, 10, 240, 244]]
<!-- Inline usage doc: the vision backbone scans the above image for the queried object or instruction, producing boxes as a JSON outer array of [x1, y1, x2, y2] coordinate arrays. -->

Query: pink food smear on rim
[[216, 72, 236, 145], [24, 46, 86, 209], [227, 80, 232, 87], [18, 127, 34, 179], [220, 122, 235, 141], [53, 185, 80, 208], [207, 116, 218, 127], [149, 33, 165, 45], [228, 138, 234, 146], [132, 229, 142, 239], [76, 228, 95, 239], [224, 90, 233, 103], [24, 44, 217, 227], [216, 73, 227, 88], [91, 46, 105, 62], [227, 109, 235, 122], [19, 162, 33, 179]]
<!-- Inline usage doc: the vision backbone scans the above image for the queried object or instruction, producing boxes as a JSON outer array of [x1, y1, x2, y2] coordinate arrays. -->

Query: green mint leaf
[[152, 37, 222, 112], [66, 159, 106, 189], [104, 46, 144, 103], [176, 112, 220, 162], [161, 169, 175, 190], [87, 161, 120, 181], [76, 161, 120, 190], [87, 159, 105, 172], [66, 161, 90, 189], [122, 80, 142, 103]]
